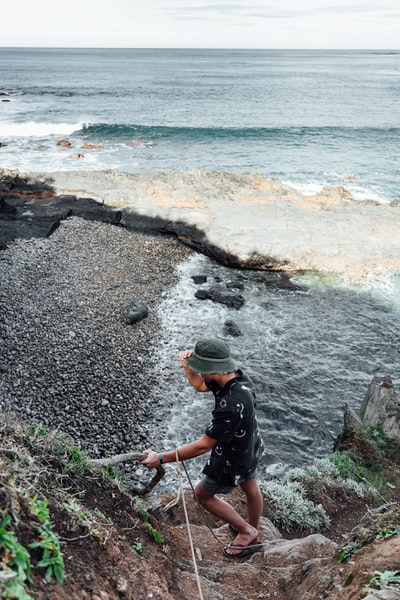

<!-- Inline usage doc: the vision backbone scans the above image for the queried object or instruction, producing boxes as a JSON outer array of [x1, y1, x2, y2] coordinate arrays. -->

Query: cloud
[[1, 0, 399, 48], [165, 1, 399, 21]]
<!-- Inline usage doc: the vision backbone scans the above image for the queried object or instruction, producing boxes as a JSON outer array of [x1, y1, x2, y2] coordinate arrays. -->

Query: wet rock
[[191, 275, 207, 284], [80, 143, 105, 150], [56, 139, 72, 148], [223, 319, 243, 337], [195, 284, 245, 309], [265, 274, 308, 292], [226, 280, 245, 290]]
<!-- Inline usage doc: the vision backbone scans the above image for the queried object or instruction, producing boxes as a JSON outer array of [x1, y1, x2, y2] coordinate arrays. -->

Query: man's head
[[185, 338, 238, 375]]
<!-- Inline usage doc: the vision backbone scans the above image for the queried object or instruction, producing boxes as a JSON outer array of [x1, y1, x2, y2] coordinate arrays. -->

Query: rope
[[175, 449, 204, 600], [176, 452, 265, 551]]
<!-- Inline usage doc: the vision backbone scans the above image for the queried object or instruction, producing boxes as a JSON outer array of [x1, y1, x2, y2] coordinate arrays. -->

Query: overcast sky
[[1, 0, 399, 49]]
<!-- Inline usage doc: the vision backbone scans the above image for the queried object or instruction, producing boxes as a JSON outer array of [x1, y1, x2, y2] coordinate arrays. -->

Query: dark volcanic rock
[[223, 319, 243, 337], [127, 301, 149, 324], [0, 172, 122, 250], [195, 284, 245, 309], [191, 274, 207, 284]]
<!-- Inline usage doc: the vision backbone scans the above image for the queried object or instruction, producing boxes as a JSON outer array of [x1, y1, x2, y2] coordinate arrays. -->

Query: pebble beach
[[0, 217, 193, 461]]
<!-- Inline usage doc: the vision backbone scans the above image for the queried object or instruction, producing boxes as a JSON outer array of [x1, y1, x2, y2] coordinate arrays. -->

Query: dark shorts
[[201, 472, 256, 495]]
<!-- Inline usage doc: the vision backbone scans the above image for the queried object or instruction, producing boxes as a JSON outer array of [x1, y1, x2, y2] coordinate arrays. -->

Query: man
[[141, 337, 264, 558]]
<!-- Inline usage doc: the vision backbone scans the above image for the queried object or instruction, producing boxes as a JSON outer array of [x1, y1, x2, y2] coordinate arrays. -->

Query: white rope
[[175, 449, 204, 600]]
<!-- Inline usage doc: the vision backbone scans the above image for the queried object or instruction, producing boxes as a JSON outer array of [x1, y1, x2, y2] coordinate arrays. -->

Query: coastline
[[38, 168, 400, 282], [0, 216, 193, 466], [2, 167, 400, 480]]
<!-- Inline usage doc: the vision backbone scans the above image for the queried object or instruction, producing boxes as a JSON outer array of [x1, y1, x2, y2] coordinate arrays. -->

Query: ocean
[[1, 47, 400, 482], [1, 47, 399, 201]]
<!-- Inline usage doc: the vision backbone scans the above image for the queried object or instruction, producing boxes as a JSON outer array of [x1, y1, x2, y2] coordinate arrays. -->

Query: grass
[[0, 412, 164, 599]]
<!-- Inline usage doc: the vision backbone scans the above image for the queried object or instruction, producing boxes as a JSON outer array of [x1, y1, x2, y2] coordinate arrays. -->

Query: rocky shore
[[0, 216, 193, 464]]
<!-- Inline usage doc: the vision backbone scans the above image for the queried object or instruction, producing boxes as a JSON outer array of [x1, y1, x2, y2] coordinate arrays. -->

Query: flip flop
[[223, 540, 262, 559]]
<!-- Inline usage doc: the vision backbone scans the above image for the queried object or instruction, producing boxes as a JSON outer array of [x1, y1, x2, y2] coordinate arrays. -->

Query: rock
[[334, 403, 362, 450], [359, 374, 400, 439], [361, 591, 400, 599], [127, 301, 148, 324], [56, 139, 72, 148], [68, 153, 85, 159], [226, 280, 245, 290], [0, 172, 122, 250], [5, 169, 400, 281], [80, 143, 104, 150], [191, 275, 207, 284], [265, 274, 308, 292], [336, 374, 400, 447], [194, 284, 245, 309], [222, 319, 243, 337], [263, 533, 338, 567]]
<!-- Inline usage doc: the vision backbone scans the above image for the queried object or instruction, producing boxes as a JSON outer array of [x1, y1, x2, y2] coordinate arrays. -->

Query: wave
[[0, 121, 85, 138], [78, 123, 400, 143], [2, 121, 399, 144]]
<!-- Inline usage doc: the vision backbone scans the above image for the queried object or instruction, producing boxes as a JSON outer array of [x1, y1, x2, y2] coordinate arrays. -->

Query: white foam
[[0, 121, 84, 138], [284, 177, 390, 205], [359, 270, 400, 310]]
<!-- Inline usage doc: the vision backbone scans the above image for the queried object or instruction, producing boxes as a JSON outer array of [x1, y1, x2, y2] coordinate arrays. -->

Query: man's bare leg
[[239, 478, 264, 529], [194, 481, 258, 556]]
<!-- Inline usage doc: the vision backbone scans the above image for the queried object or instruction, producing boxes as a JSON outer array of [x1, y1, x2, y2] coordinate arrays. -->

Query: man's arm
[[179, 350, 209, 392], [141, 433, 216, 469]]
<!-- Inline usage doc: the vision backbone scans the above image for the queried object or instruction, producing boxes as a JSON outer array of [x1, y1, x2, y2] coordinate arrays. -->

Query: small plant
[[285, 455, 378, 499], [136, 502, 164, 544], [377, 527, 400, 540], [55, 440, 88, 474], [133, 541, 143, 554], [368, 569, 400, 590], [28, 496, 64, 584], [330, 453, 367, 481], [0, 512, 32, 584], [64, 445, 89, 474], [337, 541, 362, 563], [259, 480, 330, 531], [92, 507, 113, 525], [0, 568, 34, 600], [30, 423, 48, 438], [61, 499, 87, 521]]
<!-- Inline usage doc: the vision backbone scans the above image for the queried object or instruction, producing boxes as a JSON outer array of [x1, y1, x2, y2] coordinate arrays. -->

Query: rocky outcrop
[[2, 168, 400, 281], [335, 374, 400, 448], [0, 170, 121, 250], [40, 168, 400, 281]]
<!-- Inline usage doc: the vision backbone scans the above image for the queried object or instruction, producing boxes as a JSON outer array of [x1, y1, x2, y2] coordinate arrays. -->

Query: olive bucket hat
[[185, 338, 238, 375]]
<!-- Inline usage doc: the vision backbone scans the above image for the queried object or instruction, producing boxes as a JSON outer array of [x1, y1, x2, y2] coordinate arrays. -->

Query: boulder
[[263, 533, 338, 567], [195, 284, 245, 309], [191, 274, 207, 284], [56, 139, 72, 148], [223, 319, 243, 337], [127, 301, 148, 324], [359, 374, 400, 439], [335, 374, 400, 447]]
